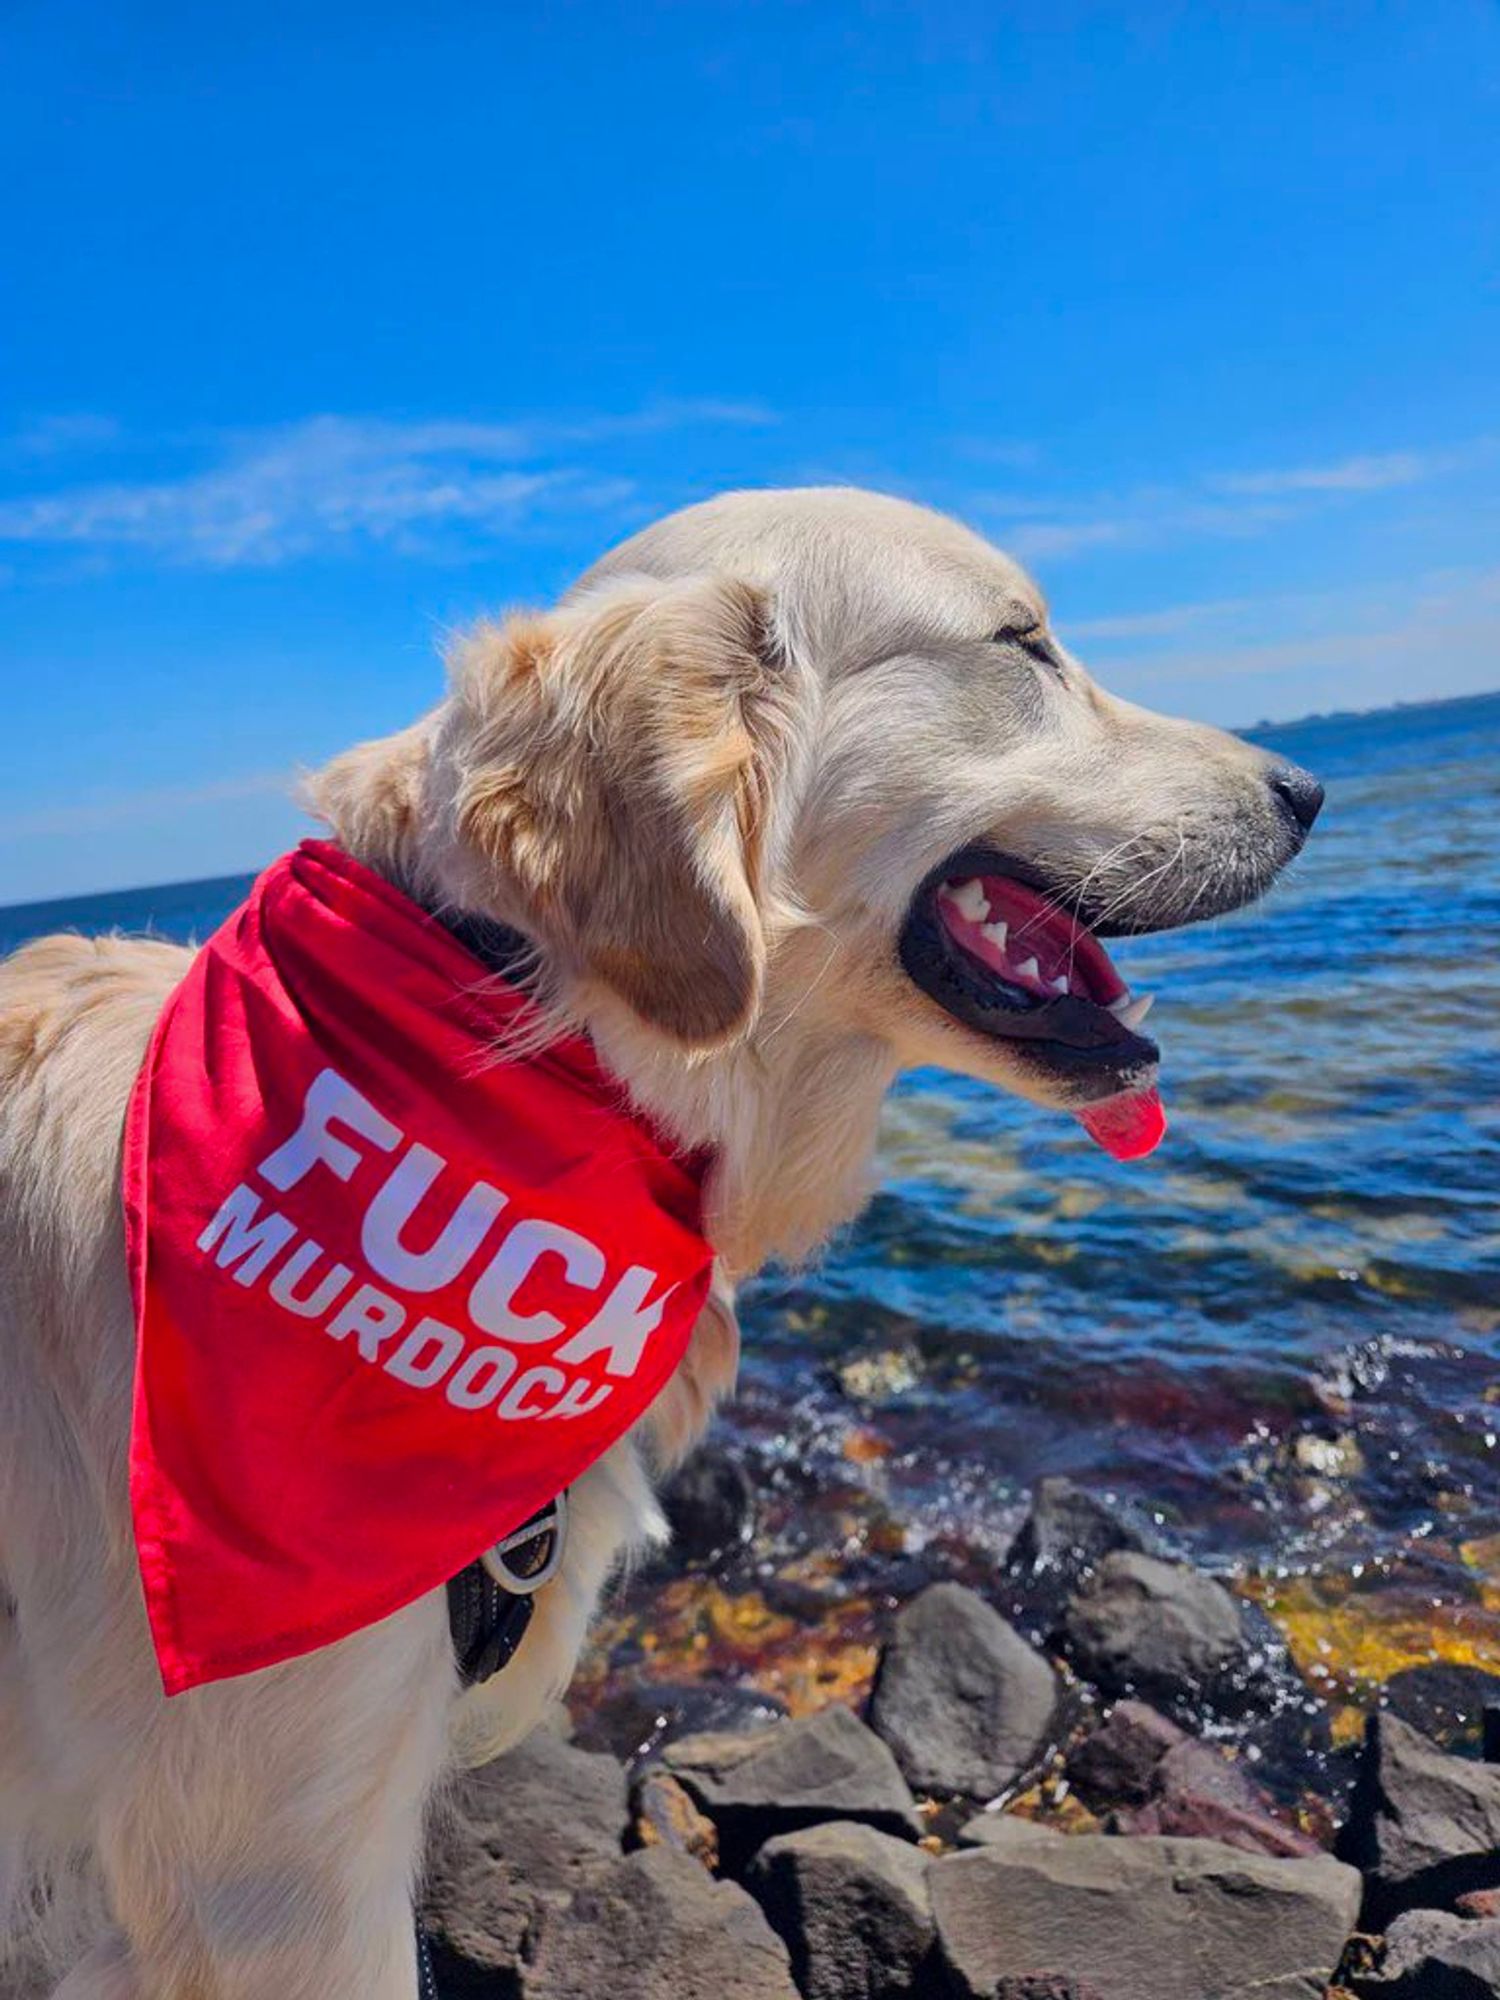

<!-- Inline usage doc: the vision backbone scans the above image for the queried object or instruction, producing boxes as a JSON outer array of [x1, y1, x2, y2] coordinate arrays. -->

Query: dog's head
[[315, 487, 1320, 1140]]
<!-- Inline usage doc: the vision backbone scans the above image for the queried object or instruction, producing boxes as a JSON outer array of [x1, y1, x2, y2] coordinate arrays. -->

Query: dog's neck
[[588, 1005, 899, 1278], [432, 900, 895, 1277], [325, 836, 896, 1283]]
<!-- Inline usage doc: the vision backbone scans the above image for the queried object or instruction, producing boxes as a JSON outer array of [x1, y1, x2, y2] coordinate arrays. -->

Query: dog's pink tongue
[[1077, 1087, 1167, 1161]]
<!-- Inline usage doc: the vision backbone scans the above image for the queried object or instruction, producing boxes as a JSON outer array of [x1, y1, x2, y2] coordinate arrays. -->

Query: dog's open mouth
[[898, 846, 1167, 1159]]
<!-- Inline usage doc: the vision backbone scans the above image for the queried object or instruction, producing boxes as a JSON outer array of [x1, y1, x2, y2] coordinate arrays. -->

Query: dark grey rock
[[745, 1821, 934, 1999], [663, 1705, 921, 1875], [422, 1726, 628, 1977], [660, 1445, 756, 1566], [867, 1582, 1057, 1799], [520, 1845, 799, 1999], [992, 1982, 1108, 2000], [1064, 1699, 1187, 1806], [1003, 1477, 1155, 1585], [1055, 1552, 1255, 1713], [1340, 1712, 1500, 1925], [580, 1678, 788, 1765], [1352, 1908, 1500, 1997], [1383, 1664, 1500, 1755], [930, 1821, 1361, 2000], [954, 1809, 1059, 1849]]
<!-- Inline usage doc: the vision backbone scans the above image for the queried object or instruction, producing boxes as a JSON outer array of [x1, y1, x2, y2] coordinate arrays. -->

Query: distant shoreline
[[1243, 683, 1500, 740]]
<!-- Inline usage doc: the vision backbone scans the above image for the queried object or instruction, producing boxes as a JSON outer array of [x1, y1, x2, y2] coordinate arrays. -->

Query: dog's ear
[[446, 574, 800, 1049], [305, 720, 435, 892]]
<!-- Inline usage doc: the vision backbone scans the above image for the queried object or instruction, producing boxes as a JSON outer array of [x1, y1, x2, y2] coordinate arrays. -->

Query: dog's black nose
[[1268, 762, 1325, 834]]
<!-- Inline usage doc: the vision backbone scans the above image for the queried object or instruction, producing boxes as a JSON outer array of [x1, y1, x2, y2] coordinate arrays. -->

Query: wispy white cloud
[[0, 770, 295, 842], [1058, 564, 1500, 723], [975, 435, 1495, 567], [0, 402, 775, 570], [1207, 450, 1431, 497], [1064, 596, 1257, 642], [996, 494, 1296, 563]]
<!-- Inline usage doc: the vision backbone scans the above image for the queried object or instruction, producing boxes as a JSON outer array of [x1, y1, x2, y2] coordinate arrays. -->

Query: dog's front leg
[[65, 1596, 453, 2000]]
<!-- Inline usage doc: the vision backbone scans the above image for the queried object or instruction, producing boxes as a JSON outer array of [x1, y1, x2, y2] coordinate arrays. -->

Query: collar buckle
[[480, 1493, 568, 1597]]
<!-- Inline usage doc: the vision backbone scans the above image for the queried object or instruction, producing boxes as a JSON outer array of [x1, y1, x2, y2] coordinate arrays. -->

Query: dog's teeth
[[946, 878, 991, 923], [1117, 993, 1155, 1030], [980, 919, 1009, 950], [1049, 974, 1070, 995], [1017, 956, 1040, 982]]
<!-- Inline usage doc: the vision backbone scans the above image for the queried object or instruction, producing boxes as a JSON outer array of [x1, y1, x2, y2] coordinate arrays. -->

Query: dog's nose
[[1267, 762, 1325, 835]]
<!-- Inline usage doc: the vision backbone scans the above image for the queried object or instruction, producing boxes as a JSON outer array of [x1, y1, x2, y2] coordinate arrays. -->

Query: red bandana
[[124, 840, 714, 1695]]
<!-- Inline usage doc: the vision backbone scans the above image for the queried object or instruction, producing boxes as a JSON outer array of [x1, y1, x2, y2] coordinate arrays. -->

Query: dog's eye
[[994, 626, 1063, 673]]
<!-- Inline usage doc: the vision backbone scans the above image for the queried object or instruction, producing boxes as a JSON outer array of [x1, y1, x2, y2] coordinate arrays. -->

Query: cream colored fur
[[0, 488, 1300, 1997]]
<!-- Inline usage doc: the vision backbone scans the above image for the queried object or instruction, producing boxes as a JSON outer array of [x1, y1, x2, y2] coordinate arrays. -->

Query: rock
[[992, 1982, 1108, 2000], [1155, 1737, 1268, 1811], [1004, 1477, 1155, 1578], [867, 1582, 1058, 1799], [520, 1846, 799, 1999], [1352, 1908, 1500, 1997], [1065, 1700, 1188, 1807], [1383, 1664, 1500, 1755], [1110, 1735, 1322, 1858], [422, 1726, 628, 1978], [745, 1822, 934, 1999], [664, 1705, 921, 1874], [1068, 1704, 1317, 1856], [577, 1678, 788, 1764], [1001, 1479, 1156, 1619], [660, 1446, 756, 1566], [1114, 1792, 1321, 1859], [1339, 1713, 1500, 1924], [930, 1821, 1362, 2000], [1055, 1552, 1256, 1714], [663, 1722, 781, 1775], [955, 1809, 1057, 1848], [630, 1769, 719, 1870]]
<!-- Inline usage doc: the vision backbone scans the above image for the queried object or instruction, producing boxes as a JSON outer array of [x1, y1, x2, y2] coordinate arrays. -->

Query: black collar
[[447, 1495, 568, 1687], [435, 907, 537, 984], [412, 896, 569, 1688]]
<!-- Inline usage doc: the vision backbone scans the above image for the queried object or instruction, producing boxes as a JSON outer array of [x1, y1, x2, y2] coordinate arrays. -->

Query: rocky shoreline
[[425, 1472, 1500, 1999]]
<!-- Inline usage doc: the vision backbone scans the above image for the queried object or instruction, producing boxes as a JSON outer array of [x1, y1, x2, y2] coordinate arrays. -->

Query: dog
[[0, 486, 1321, 1997]]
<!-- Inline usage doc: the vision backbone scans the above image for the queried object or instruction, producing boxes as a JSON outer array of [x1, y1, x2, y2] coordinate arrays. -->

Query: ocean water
[[4, 691, 1499, 1748], [739, 690, 1500, 1583]]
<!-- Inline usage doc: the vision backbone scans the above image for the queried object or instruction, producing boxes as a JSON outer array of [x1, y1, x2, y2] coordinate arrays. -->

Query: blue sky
[[2, 2, 1497, 903]]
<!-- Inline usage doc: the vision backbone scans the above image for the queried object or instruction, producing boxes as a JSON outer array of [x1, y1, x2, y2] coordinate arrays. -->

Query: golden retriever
[[0, 487, 1321, 1997]]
